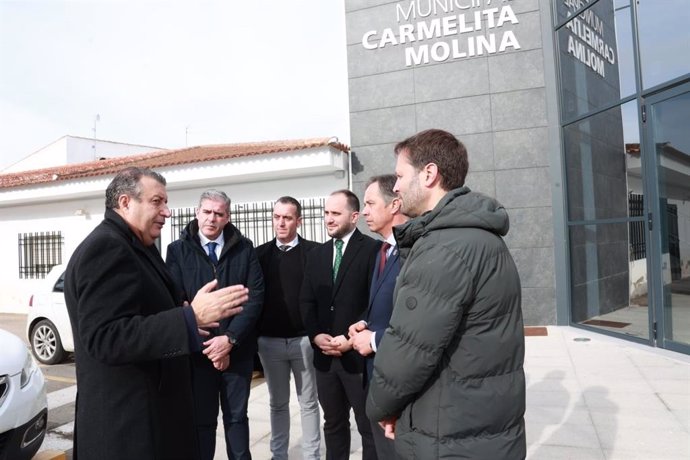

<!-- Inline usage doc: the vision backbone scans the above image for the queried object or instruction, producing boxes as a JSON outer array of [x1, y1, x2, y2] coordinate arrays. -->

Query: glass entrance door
[[647, 83, 690, 353]]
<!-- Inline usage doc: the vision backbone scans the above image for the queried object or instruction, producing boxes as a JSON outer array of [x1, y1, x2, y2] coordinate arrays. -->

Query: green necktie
[[333, 239, 344, 281]]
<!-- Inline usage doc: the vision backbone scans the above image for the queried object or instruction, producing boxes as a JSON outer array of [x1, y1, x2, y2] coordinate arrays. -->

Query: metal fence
[[628, 192, 645, 261], [18, 231, 63, 279], [170, 197, 328, 246]]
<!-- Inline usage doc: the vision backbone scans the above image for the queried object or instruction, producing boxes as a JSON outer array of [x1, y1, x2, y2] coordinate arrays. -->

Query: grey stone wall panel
[[465, 170, 496, 198], [346, 3, 398, 45], [349, 71, 414, 112], [512, 247, 555, 288], [413, 58, 490, 103], [502, 206, 554, 249], [347, 42, 408, 78], [521, 287, 557, 325], [495, 166, 551, 208], [462, 132, 494, 172], [350, 105, 416, 146], [500, 10, 544, 52], [510, 0, 541, 14], [491, 88, 547, 131], [416, 95, 492, 134], [488, 48, 545, 93], [351, 143, 398, 179], [494, 127, 550, 169]]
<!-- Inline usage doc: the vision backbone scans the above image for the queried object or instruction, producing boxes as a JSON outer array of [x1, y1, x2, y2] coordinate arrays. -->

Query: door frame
[[642, 80, 690, 354]]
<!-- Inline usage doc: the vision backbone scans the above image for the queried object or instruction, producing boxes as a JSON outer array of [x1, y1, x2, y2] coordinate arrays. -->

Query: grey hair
[[198, 189, 231, 214], [105, 167, 166, 210]]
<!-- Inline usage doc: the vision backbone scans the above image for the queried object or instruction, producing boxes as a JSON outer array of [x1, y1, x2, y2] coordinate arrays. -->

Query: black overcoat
[[64, 209, 198, 460]]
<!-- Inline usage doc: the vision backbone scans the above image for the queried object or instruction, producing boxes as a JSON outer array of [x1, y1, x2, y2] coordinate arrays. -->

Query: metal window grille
[[628, 192, 645, 261], [170, 197, 328, 246], [18, 231, 64, 279], [170, 207, 197, 241]]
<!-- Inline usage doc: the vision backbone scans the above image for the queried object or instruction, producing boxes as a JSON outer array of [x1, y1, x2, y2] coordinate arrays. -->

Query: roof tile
[[0, 138, 349, 190]]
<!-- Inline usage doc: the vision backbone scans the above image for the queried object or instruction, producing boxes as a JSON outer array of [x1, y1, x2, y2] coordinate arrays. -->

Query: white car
[[0, 328, 48, 460], [26, 265, 74, 365]]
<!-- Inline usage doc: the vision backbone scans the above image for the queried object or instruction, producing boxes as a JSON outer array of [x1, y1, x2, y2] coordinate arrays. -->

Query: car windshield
[[54, 273, 65, 292]]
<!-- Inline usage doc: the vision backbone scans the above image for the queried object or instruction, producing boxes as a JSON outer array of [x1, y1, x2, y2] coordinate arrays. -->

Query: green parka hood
[[394, 186, 510, 255]]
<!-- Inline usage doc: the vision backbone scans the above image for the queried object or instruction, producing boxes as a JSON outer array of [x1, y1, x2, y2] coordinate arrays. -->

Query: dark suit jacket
[[64, 209, 197, 460], [364, 245, 401, 381], [300, 228, 379, 373]]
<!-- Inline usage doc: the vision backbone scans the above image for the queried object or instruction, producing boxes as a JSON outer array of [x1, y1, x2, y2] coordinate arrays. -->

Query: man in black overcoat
[[64, 167, 248, 460]]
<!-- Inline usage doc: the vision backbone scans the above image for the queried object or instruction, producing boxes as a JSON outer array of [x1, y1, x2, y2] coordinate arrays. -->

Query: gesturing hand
[[191, 280, 247, 327]]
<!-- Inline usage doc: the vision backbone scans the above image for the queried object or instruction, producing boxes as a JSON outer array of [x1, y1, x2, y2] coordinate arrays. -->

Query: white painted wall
[[0, 146, 348, 312]]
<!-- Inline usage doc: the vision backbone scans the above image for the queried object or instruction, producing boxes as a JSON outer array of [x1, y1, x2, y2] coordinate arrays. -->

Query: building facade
[[0, 139, 349, 311], [345, 0, 690, 354]]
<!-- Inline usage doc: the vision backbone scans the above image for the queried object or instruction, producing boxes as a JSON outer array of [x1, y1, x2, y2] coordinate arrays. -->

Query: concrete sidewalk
[[215, 326, 689, 459]]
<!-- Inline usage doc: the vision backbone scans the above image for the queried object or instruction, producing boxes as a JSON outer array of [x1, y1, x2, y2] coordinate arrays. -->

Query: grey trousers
[[258, 336, 321, 460]]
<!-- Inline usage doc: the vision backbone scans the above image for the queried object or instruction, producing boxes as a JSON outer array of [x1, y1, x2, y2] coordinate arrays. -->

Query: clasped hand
[[314, 333, 351, 356], [348, 320, 373, 356], [203, 335, 232, 371]]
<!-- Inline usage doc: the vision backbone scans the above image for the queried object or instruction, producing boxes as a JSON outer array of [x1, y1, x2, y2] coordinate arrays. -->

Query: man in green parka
[[366, 129, 526, 459]]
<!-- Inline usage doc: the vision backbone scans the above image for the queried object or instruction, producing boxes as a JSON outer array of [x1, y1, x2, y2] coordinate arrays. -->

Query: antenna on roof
[[92, 114, 100, 159]]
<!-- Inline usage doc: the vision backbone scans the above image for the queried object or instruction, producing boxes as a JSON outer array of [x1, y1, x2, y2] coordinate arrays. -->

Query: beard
[[400, 177, 425, 218], [328, 225, 351, 239]]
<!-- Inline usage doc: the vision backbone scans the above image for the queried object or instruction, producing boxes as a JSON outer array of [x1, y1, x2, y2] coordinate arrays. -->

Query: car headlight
[[20, 351, 38, 388]]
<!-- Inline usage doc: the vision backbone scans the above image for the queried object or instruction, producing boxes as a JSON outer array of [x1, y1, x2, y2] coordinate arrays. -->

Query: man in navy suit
[[300, 189, 380, 460], [349, 175, 408, 459]]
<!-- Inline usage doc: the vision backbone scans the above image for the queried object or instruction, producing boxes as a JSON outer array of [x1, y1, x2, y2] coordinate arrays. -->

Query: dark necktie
[[333, 239, 344, 281], [206, 242, 218, 265], [378, 242, 392, 276], [279, 244, 290, 252]]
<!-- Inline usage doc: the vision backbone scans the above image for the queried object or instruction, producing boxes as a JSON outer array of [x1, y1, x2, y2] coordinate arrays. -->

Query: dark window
[[564, 100, 639, 221], [18, 231, 63, 279], [569, 221, 648, 340]]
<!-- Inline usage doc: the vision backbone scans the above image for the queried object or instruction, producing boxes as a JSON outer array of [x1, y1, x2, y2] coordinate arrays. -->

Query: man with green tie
[[300, 189, 380, 460]]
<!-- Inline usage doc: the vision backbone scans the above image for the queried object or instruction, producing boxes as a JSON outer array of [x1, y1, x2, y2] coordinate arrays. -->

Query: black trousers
[[191, 351, 253, 460], [316, 359, 377, 460]]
